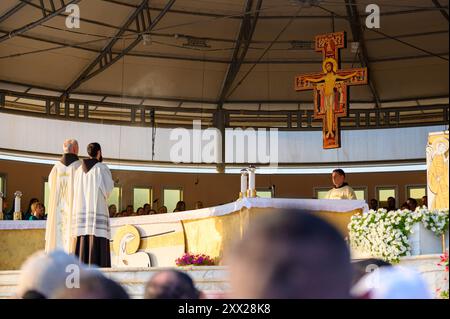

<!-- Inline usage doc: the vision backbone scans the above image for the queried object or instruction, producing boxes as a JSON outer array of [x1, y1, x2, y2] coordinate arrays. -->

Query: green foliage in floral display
[[349, 207, 449, 263]]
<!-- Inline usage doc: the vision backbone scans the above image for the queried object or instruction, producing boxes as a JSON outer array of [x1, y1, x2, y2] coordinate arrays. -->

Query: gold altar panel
[[182, 211, 243, 265], [247, 208, 360, 237], [0, 229, 45, 271], [182, 208, 360, 263], [315, 209, 361, 237]]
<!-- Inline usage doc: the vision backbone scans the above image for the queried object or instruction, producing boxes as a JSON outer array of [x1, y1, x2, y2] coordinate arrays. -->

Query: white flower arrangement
[[349, 207, 449, 263]]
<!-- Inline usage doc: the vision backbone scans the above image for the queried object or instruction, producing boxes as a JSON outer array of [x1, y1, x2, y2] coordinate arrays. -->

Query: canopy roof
[[0, 0, 448, 107]]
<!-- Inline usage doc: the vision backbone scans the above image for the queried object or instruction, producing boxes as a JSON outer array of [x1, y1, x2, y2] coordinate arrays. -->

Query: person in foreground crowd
[[157, 206, 168, 214], [52, 271, 129, 299], [195, 201, 204, 210], [227, 209, 353, 298], [325, 169, 357, 200], [29, 202, 45, 220], [385, 196, 397, 211], [406, 198, 418, 211], [351, 258, 392, 286], [351, 266, 431, 299], [73, 142, 114, 267], [400, 202, 409, 210], [143, 203, 151, 215], [144, 270, 201, 299], [1, 196, 9, 218], [125, 205, 134, 216], [421, 195, 428, 207], [369, 198, 378, 210], [16, 250, 90, 299], [23, 198, 39, 221], [108, 204, 117, 218], [173, 201, 186, 212]]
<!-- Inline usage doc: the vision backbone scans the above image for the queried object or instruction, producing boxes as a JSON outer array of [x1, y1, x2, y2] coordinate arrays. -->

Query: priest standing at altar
[[325, 169, 357, 200], [45, 139, 82, 253], [73, 142, 114, 267]]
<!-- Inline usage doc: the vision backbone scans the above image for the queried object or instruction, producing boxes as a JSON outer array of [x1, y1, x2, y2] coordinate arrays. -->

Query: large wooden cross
[[295, 32, 368, 149]]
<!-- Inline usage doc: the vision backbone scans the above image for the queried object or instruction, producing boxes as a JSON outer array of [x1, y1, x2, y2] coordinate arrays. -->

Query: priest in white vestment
[[45, 139, 81, 253], [325, 169, 357, 200], [73, 142, 114, 267]]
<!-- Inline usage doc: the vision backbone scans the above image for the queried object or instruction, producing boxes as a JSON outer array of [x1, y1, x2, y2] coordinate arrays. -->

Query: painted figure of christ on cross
[[295, 32, 368, 149]]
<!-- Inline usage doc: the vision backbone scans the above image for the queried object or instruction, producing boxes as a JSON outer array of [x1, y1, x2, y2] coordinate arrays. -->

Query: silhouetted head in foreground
[[52, 272, 129, 299], [144, 270, 201, 299], [228, 210, 353, 299], [351, 258, 392, 286]]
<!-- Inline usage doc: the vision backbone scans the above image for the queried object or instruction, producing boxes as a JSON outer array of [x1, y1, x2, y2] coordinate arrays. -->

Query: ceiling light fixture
[[183, 37, 210, 48], [142, 34, 152, 46], [351, 41, 360, 53], [290, 40, 314, 50], [290, 0, 323, 7]]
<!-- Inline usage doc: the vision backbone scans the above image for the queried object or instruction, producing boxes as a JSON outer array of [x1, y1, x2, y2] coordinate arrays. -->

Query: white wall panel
[[0, 113, 445, 163]]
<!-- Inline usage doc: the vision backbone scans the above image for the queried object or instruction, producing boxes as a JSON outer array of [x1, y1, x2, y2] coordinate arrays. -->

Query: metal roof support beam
[[63, 0, 153, 97], [4, 28, 446, 65], [102, 0, 445, 20], [431, 0, 449, 22], [2, 78, 449, 106], [345, 0, 381, 108], [62, 0, 176, 98], [0, 2, 27, 24], [218, 0, 262, 105], [0, 0, 80, 43]]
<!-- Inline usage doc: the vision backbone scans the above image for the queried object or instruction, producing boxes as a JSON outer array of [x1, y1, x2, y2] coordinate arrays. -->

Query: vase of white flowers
[[349, 207, 449, 263]]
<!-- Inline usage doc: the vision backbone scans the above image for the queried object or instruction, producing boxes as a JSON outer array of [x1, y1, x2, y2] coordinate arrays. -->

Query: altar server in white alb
[[73, 142, 114, 267], [325, 169, 357, 200], [45, 139, 82, 253]]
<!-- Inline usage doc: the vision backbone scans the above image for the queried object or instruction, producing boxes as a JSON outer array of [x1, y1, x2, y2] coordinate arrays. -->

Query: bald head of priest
[[63, 139, 79, 155], [325, 169, 357, 200]]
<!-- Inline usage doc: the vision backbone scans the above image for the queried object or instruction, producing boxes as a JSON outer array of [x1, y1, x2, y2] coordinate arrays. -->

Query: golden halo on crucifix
[[322, 58, 338, 73]]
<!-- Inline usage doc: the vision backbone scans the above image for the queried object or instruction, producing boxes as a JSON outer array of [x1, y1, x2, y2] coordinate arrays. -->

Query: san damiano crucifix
[[295, 32, 368, 149]]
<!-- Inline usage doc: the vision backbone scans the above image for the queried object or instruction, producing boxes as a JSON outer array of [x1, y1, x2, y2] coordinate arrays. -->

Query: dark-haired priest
[[73, 142, 114, 268], [325, 169, 357, 200]]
